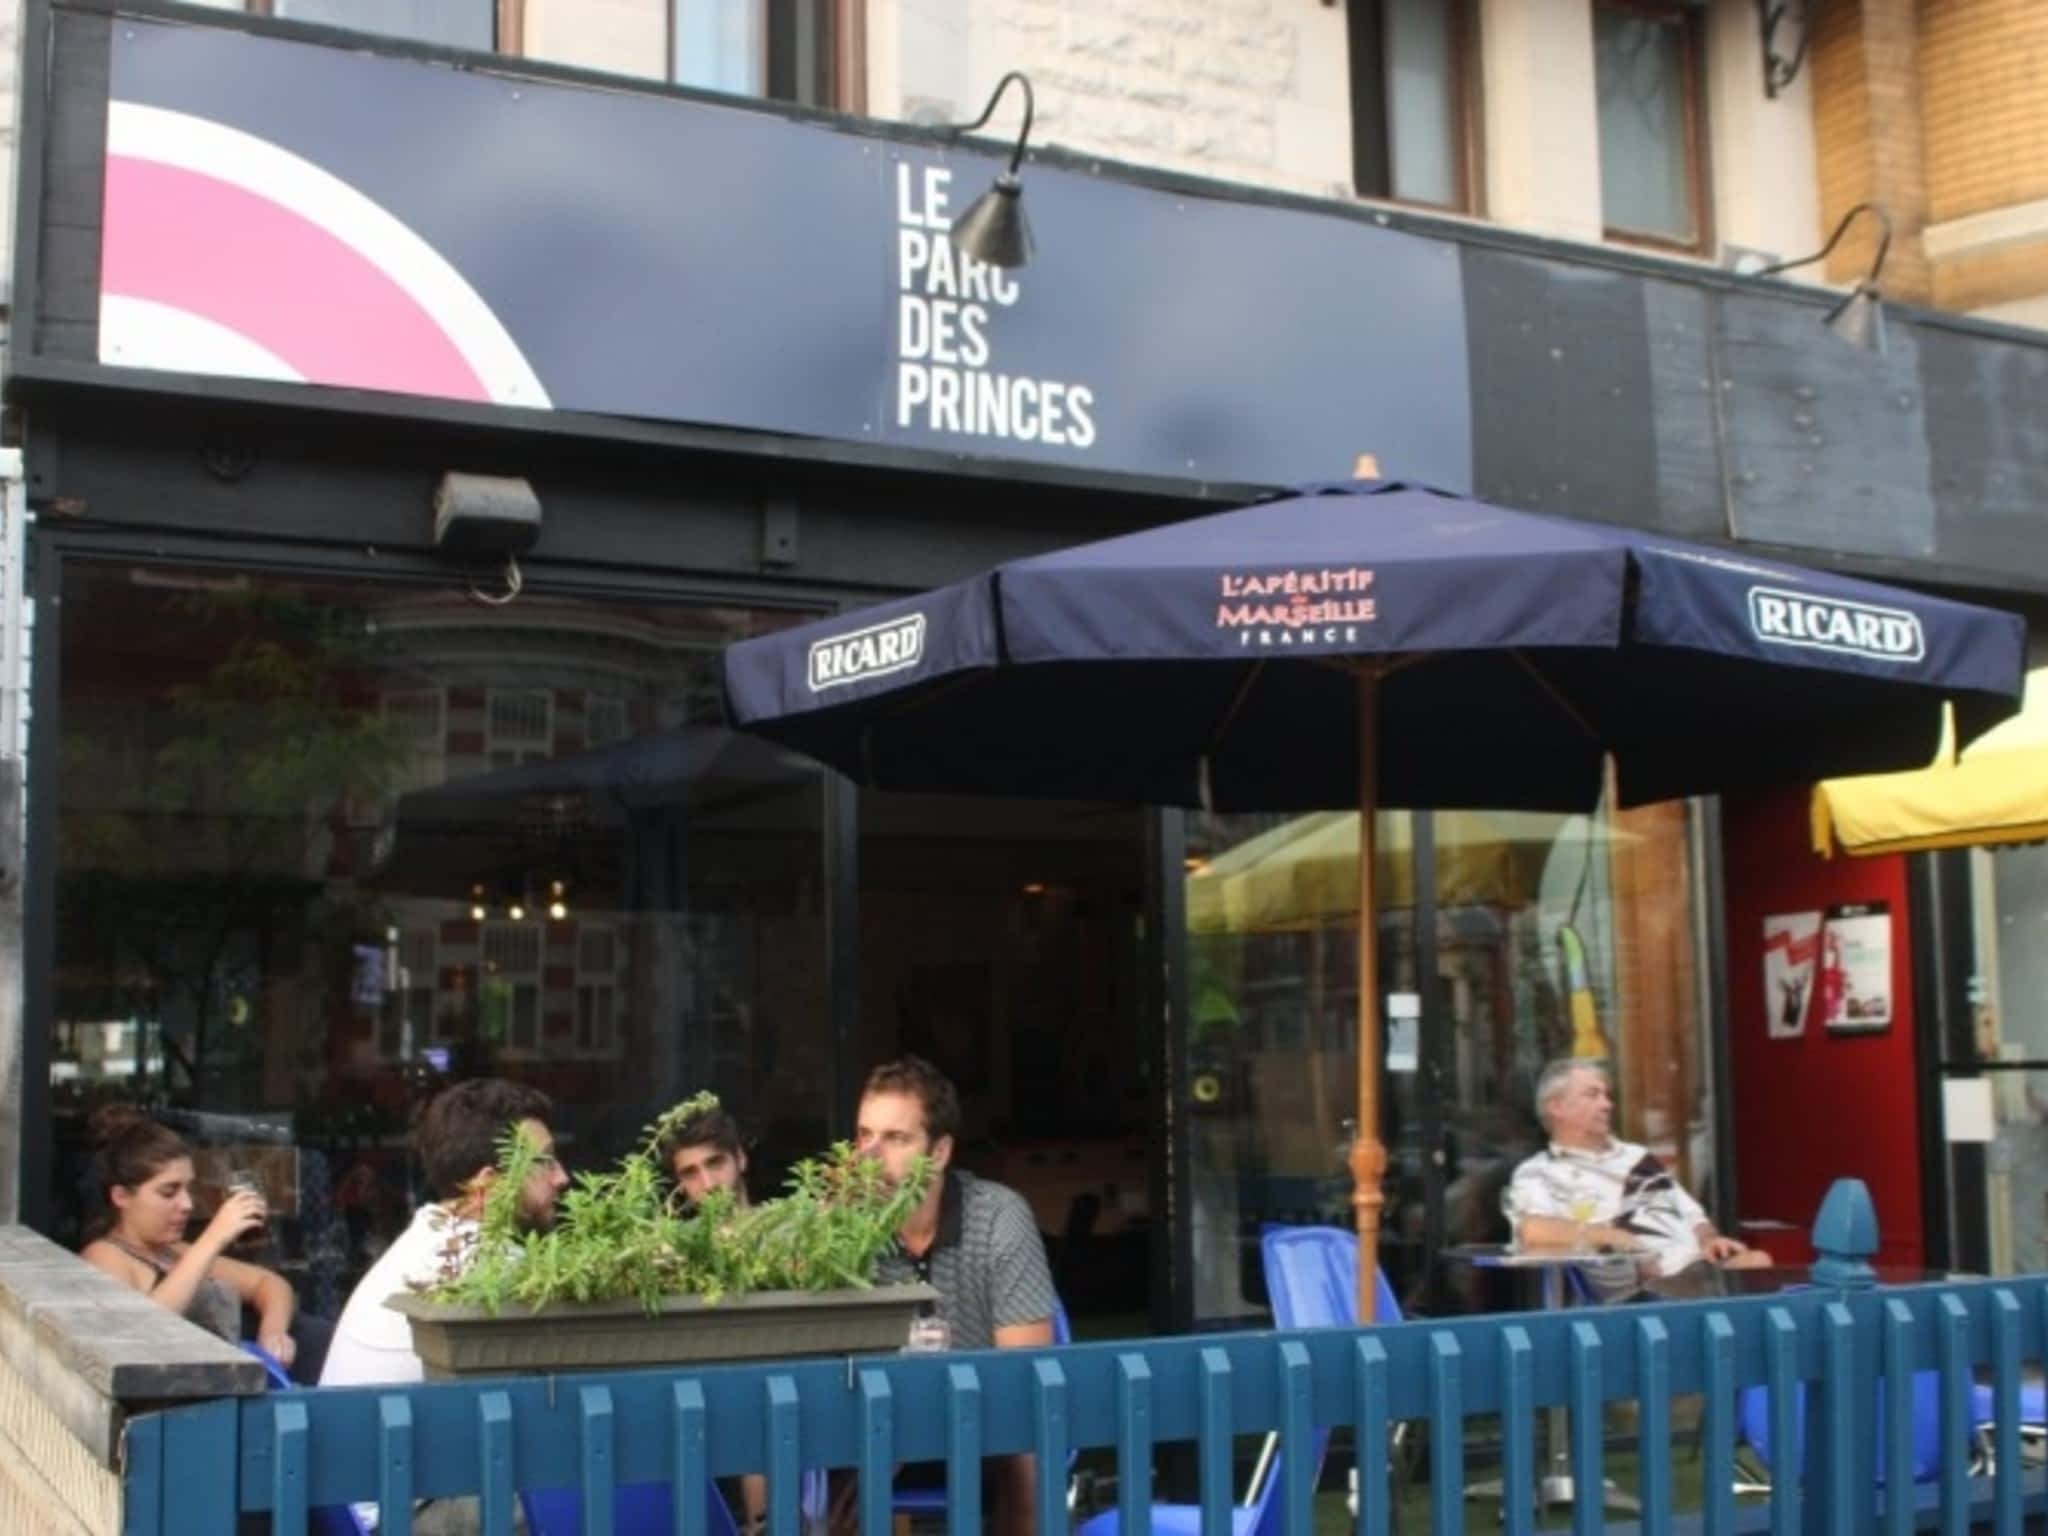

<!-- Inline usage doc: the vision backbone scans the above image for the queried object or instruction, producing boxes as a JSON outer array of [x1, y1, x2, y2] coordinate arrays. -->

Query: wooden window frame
[[248, 0, 520, 54], [1346, 0, 1483, 216], [1593, 0, 1713, 255], [666, 0, 864, 112]]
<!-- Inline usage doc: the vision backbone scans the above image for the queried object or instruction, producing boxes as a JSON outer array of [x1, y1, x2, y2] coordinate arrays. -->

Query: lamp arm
[[1754, 201, 1893, 283], [952, 71, 1036, 177]]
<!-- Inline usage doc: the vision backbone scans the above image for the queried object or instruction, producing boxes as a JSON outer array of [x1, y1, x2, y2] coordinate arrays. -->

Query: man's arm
[[986, 1190, 1060, 1536]]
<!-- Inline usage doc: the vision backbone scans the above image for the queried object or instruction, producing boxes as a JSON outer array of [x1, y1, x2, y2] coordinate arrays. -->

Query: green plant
[[426, 1093, 931, 1315]]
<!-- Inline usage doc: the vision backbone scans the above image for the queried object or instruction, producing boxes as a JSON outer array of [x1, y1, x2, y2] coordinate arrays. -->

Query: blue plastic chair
[[521, 1480, 739, 1536], [240, 1343, 372, 1536], [891, 1298, 1074, 1522], [1969, 1380, 2047, 1474], [1076, 1225, 1395, 1535], [1737, 1370, 1944, 1486]]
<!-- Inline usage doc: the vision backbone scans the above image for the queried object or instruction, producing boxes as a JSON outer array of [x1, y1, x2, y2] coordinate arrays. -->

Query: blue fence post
[[1803, 1178, 1879, 1536]]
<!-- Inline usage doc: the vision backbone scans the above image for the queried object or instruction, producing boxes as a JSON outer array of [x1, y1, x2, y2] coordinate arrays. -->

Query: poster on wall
[[1821, 903, 1893, 1033], [1762, 911, 1822, 1039]]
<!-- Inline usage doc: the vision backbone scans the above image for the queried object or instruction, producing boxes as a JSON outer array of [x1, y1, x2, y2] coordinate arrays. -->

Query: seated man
[[660, 1102, 750, 1209], [321, 1077, 569, 1387], [658, 1103, 766, 1532], [851, 1055, 1057, 1536], [1508, 1058, 1768, 1302]]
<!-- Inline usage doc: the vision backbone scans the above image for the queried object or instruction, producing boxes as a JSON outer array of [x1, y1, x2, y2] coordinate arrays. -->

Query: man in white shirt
[[1507, 1058, 1768, 1302], [321, 1077, 569, 1388]]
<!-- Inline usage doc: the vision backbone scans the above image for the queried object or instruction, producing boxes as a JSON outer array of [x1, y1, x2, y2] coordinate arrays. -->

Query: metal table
[[1441, 1244, 1644, 1517]]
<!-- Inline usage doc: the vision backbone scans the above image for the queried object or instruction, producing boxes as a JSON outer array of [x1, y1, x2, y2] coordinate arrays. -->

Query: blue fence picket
[[161, 1397, 237, 1534], [1351, 1334, 1390, 1536], [855, 1367, 892, 1536], [578, 1384, 617, 1536], [121, 1409, 163, 1536], [1197, 1346, 1232, 1534], [1496, 1325, 1535, 1536], [1426, 1332, 1462, 1536], [762, 1374, 800, 1536], [1765, 1306, 1800, 1536], [477, 1390, 515, 1536], [1937, 1293, 1970, 1536], [1991, 1289, 2023, 1536], [1879, 1299, 1914, 1536], [1031, 1357, 1068, 1536], [1114, 1352, 1153, 1535], [1275, 1339, 1313, 1536], [1635, 1317, 1670, 1536], [1700, 1311, 1736, 1536], [271, 1397, 309, 1532], [944, 1361, 983, 1536], [670, 1380, 706, 1536], [1568, 1320, 1602, 1536]]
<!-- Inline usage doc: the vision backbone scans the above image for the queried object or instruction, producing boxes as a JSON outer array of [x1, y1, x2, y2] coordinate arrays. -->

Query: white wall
[[1703, 0, 1822, 266], [871, 0, 1352, 198]]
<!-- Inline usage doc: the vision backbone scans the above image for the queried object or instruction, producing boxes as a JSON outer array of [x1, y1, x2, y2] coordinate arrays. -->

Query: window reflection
[[1594, 4, 1700, 245], [51, 565, 825, 1318], [1184, 796, 1711, 1322]]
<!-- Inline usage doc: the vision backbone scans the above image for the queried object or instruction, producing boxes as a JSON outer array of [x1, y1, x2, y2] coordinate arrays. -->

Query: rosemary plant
[[425, 1093, 930, 1315]]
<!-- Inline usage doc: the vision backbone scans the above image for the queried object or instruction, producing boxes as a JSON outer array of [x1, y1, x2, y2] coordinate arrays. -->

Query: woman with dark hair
[[78, 1104, 298, 1364]]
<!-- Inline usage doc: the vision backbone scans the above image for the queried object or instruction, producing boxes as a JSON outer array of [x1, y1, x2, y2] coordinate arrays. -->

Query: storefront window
[[1957, 845, 2048, 1275], [1184, 795, 1713, 1322], [48, 564, 825, 1320]]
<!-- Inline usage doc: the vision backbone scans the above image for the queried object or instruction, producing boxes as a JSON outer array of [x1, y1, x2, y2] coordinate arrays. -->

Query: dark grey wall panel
[[1642, 279, 1729, 542], [1717, 294, 1935, 561], [1920, 326, 2048, 577], [1463, 246, 1661, 527]]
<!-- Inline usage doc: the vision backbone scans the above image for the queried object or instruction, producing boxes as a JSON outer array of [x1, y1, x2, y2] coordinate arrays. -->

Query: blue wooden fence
[[121, 1182, 2048, 1536]]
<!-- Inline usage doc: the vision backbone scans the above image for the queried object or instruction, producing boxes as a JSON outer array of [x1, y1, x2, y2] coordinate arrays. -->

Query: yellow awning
[[1812, 666, 2048, 857], [1185, 808, 1631, 935]]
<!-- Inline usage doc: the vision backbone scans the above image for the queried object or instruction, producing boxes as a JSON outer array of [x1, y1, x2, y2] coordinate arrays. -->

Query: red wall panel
[[1721, 786, 1923, 1270]]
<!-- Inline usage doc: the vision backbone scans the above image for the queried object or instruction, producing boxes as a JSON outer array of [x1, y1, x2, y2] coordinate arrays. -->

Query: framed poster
[[1821, 903, 1893, 1033], [1762, 911, 1822, 1039]]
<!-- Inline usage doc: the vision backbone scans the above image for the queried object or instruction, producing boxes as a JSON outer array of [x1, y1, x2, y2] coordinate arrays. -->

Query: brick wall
[[1811, 0, 2047, 319]]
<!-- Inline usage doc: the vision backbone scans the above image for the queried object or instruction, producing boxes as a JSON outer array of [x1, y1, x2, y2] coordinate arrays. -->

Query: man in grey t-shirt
[[856, 1055, 1055, 1535]]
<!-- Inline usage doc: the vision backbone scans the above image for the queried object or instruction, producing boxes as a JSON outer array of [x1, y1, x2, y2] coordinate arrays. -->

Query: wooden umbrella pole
[[1349, 666, 1387, 1324]]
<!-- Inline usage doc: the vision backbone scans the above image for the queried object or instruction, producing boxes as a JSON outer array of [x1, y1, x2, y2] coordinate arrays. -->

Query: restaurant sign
[[97, 18, 1472, 491]]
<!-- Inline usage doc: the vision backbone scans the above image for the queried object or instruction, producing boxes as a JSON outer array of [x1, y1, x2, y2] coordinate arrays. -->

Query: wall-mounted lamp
[[1757, 0, 1814, 99], [1752, 202, 1892, 356], [948, 72, 1037, 270], [433, 471, 541, 607]]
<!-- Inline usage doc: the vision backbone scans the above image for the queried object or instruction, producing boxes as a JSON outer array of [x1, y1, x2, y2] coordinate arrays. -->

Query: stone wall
[[0, 1226, 260, 1535]]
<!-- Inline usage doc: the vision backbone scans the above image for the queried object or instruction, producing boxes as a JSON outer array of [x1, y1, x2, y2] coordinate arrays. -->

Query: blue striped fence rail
[[118, 1191, 2048, 1536]]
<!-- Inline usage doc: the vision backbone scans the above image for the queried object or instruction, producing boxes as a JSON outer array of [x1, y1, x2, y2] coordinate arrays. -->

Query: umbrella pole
[[1350, 667, 1386, 1324]]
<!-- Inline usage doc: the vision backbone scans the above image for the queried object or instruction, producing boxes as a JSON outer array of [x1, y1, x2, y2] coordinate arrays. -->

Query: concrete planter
[[387, 1283, 940, 1379]]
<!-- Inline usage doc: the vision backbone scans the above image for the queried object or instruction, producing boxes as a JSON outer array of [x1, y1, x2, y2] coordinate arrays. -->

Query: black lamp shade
[[949, 174, 1033, 269], [1824, 285, 1886, 354]]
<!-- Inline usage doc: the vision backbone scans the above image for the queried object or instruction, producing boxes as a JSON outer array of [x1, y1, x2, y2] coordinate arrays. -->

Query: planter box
[[387, 1283, 940, 1379]]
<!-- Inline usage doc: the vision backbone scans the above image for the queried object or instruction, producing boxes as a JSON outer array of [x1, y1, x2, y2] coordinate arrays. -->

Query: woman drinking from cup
[[78, 1104, 298, 1365]]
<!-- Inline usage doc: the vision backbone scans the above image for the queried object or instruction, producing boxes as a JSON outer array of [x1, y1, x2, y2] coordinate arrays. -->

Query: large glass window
[[1594, 1, 1706, 247], [1184, 795, 1713, 1322], [269, 0, 497, 51], [856, 793, 1150, 1328], [48, 564, 826, 1318], [1953, 844, 2048, 1275], [1348, 0, 1475, 211], [671, 0, 857, 110]]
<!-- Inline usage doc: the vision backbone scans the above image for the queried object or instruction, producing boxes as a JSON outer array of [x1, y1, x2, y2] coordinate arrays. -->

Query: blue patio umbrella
[[722, 480, 2027, 1317]]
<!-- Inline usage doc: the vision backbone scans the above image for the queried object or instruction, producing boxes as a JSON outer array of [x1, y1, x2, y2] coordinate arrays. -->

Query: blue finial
[[1809, 1178, 1879, 1289]]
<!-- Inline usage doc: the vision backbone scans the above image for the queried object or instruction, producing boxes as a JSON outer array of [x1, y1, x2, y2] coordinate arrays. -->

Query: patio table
[[1441, 1243, 1643, 1517]]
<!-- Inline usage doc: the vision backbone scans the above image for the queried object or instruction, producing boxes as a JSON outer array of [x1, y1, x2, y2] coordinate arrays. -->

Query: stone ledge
[[0, 1228, 262, 1417]]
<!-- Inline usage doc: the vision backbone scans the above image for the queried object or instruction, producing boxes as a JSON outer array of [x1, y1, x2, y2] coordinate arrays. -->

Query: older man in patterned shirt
[[1508, 1057, 1768, 1302], [857, 1054, 1056, 1535]]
